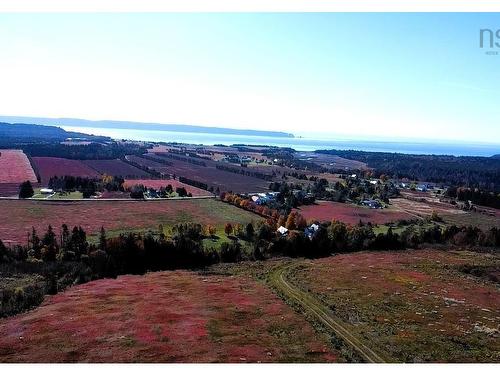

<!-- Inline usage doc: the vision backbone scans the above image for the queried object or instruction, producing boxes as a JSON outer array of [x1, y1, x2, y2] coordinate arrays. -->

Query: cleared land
[[0, 271, 339, 362], [288, 249, 500, 362], [0, 183, 40, 197], [0, 150, 37, 184], [0, 199, 261, 245], [294, 201, 412, 225], [83, 159, 151, 178], [127, 154, 270, 193], [392, 192, 500, 230], [296, 152, 368, 170], [391, 196, 464, 218], [123, 179, 209, 196], [441, 211, 500, 232], [270, 263, 385, 363], [32, 157, 100, 185]]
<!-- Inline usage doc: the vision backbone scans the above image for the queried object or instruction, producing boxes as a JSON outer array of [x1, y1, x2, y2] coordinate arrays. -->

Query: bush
[[220, 242, 242, 263], [0, 277, 46, 317]]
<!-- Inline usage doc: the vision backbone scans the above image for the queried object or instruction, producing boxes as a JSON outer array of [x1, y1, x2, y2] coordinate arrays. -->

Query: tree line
[[215, 164, 274, 181], [317, 149, 500, 192], [153, 152, 207, 167], [445, 186, 500, 209]]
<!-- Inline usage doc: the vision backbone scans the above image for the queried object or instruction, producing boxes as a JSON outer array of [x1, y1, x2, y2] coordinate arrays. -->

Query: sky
[[0, 13, 499, 143]]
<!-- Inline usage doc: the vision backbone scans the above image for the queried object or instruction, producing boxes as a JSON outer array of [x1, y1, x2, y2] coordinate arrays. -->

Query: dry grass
[[290, 249, 500, 362]]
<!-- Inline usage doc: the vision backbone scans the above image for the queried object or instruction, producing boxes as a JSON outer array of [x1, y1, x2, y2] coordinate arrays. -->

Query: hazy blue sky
[[0, 13, 499, 143]]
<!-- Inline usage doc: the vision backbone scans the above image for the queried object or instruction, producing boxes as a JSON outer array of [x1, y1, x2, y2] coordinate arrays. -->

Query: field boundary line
[[0, 196, 215, 202]]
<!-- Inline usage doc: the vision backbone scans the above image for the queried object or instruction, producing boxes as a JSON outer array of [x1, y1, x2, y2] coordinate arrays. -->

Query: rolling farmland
[[83, 159, 151, 178], [127, 154, 270, 193], [0, 199, 261, 245], [32, 157, 100, 185], [0, 150, 37, 184], [123, 179, 209, 196], [294, 201, 413, 225], [0, 271, 339, 362]]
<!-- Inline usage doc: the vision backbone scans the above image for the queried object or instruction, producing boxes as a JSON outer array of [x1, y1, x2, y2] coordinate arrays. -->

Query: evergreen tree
[[42, 225, 59, 261], [19, 181, 34, 198], [99, 226, 107, 251], [30, 227, 41, 259], [245, 223, 255, 239], [61, 224, 70, 249], [0, 239, 8, 263], [42, 225, 57, 248]]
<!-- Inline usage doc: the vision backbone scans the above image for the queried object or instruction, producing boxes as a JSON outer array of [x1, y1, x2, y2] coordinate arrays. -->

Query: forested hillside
[[317, 149, 500, 191]]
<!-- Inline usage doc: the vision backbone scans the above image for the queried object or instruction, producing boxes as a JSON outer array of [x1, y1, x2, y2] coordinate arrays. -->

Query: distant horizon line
[[0, 115, 295, 139], [1, 114, 500, 148]]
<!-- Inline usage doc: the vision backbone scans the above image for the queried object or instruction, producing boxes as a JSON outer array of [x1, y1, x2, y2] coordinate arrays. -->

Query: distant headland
[[0, 116, 294, 138]]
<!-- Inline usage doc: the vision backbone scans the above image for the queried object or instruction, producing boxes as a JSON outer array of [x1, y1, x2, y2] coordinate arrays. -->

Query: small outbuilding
[[277, 226, 289, 236]]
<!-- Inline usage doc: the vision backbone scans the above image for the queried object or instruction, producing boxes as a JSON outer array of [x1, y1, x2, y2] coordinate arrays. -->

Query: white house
[[277, 226, 289, 236]]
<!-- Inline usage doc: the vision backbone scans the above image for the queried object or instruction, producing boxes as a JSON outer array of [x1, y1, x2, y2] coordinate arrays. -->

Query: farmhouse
[[251, 195, 266, 205], [304, 223, 320, 239], [416, 184, 428, 192], [277, 226, 289, 236], [361, 199, 382, 209], [251, 192, 279, 205]]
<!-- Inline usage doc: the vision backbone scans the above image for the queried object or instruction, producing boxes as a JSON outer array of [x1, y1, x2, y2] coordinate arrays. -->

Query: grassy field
[[287, 249, 500, 362], [441, 212, 500, 231], [294, 201, 413, 225], [31, 190, 84, 200], [0, 270, 339, 362], [0, 199, 261, 245]]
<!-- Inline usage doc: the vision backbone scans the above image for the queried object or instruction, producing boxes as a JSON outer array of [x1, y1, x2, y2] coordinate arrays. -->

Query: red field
[[0, 150, 37, 183], [83, 159, 151, 178], [293, 249, 500, 362], [294, 201, 412, 225], [0, 199, 261, 245], [32, 157, 100, 185], [0, 183, 40, 197], [0, 271, 338, 362], [127, 154, 270, 193], [123, 179, 209, 196]]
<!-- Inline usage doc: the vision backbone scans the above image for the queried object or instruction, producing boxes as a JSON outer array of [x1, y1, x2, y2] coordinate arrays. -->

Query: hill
[[0, 122, 109, 143], [0, 270, 338, 362], [0, 116, 294, 138]]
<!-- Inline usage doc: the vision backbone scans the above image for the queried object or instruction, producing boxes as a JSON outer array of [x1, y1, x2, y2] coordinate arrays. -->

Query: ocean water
[[62, 126, 500, 157]]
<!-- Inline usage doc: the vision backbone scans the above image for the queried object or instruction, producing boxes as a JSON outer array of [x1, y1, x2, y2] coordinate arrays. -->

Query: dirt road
[[269, 262, 387, 363]]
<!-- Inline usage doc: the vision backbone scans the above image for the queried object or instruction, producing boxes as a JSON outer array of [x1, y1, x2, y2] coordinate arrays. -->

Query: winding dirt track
[[269, 262, 387, 363]]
